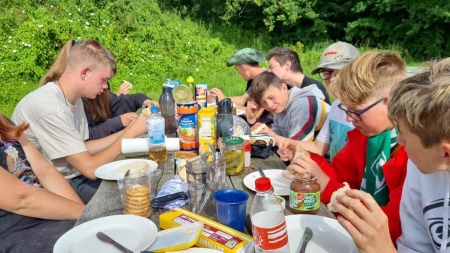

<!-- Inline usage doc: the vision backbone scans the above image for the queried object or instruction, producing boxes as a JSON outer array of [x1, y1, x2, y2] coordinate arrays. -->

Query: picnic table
[[75, 152, 335, 228]]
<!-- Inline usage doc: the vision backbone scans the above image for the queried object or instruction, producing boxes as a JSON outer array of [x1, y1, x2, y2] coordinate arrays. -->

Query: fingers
[[282, 172, 295, 180], [251, 122, 262, 130]]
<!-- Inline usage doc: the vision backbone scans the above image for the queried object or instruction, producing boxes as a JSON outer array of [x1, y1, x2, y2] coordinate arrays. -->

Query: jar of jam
[[289, 172, 321, 214]]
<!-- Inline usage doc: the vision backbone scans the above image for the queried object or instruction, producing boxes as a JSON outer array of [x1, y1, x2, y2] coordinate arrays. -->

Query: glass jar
[[220, 136, 245, 176], [289, 172, 321, 214]]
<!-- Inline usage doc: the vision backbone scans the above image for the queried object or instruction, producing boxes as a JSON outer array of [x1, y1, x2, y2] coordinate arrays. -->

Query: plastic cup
[[213, 189, 249, 231]]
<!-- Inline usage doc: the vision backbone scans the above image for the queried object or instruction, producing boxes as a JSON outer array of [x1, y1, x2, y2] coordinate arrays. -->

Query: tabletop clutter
[[100, 77, 353, 252]]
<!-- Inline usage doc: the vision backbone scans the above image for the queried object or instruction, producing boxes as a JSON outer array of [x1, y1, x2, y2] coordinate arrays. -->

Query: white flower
[[50, 5, 53, 8], [8, 36, 12, 39], [124, 38, 128, 41], [22, 10, 25, 13], [151, 54, 155, 58], [77, 36, 81, 40], [85, 21, 90, 25], [90, 12, 94, 16], [68, 12, 72, 16], [54, 21, 58, 23], [77, 7, 81, 11], [102, 24, 105, 27], [23, 82, 26, 84], [152, 40, 155, 43], [185, 55, 188, 58], [85, 26, 88, 29], [38, 24, 43, 28], [188, 41, 191, 45], [141, 59, 145, 62], [12, 49, 16, 53], [21, 41, 25, 45], [3, 45, 6, 48], [8, 40, 11, 43], [130, 72, 133, 75], [68, 19, 73, 23], [196, 68, 199, 72]]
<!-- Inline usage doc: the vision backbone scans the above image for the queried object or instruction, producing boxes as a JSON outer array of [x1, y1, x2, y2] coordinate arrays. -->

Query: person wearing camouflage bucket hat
[[226, 48, 265, 67], [311, 42, 359, 88], [209, 48, 273, 127]]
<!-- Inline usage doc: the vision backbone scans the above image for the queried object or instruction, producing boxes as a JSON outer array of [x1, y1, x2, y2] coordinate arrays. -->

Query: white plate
[[167, 249, 222, 253], [286, 214, 358, 253], [236, 109, 246, 116], [53, 215, 158, 253], [95, 159, 158, 180], [243, 169, 292, 196]]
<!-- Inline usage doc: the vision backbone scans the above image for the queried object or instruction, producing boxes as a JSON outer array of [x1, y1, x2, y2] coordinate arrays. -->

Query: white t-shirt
[[11, 82, 89, 180], [315, 99, 354, 160]]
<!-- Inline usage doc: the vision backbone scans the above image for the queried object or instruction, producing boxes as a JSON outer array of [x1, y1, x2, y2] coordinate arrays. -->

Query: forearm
[[301, 140, 330, 156], [86, 130, 124, 155], [11, 185, 84, 220], [230, 95, 248, 106], [37, 168, 83, 204]]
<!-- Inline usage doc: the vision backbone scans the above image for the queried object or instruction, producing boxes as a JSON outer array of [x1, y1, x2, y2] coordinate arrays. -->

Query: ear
[[284, 60, 291, 71], [281, 82, 288, 92], [80, 67, 90, 81], [441, 142, 450, 166]]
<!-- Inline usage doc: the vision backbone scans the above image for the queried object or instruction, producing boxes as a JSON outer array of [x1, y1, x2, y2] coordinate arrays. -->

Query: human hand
[[117, 80, 132, 95], [277, 138, 307, 161], [283, 154, 329, 188], [142, 99, 159, 108], [334, 190, 397, 253], [209, 88, 225, 102], [127, 114, 148, 136], [120, 112, 138, 127], [246, 100, 260, 124], [251, 122, 271, 135]]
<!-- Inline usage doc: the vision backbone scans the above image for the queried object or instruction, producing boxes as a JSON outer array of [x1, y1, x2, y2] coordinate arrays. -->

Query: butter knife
[[96, 231, 133, 253], [299, 227, 313, 253], [257, 166, 266, 177]]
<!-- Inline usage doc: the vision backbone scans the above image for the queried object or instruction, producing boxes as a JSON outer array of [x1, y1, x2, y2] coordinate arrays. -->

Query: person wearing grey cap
[[209, 48, 273, 126], [278, 42, 359, 161]]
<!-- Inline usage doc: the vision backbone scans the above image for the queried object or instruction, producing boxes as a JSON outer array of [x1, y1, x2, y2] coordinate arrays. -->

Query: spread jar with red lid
[[289, 172, 321, 214]]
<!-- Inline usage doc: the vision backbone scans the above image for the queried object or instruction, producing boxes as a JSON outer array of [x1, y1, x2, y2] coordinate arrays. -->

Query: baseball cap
[[226, 48, 264, 67], [311, 42, 360, 75]]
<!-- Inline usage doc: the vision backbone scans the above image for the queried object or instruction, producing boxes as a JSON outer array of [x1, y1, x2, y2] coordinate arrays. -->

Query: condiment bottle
[[289, 172, 321, 214], [251, 177, 289, 253]]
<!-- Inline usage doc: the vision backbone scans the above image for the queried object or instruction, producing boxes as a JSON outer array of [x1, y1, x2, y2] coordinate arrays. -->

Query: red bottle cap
[[255, 177, 272, 191], [245, 144, 252, 152]]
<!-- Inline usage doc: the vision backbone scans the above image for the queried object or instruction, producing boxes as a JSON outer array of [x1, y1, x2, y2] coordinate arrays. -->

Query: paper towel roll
[[121, 138, 180, 155]]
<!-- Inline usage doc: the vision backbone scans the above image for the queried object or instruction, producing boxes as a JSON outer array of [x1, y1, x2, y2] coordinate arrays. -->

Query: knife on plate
[[299, 227, 313, 253], [257, 166, 266, 177], [96, 231, 133, 253]]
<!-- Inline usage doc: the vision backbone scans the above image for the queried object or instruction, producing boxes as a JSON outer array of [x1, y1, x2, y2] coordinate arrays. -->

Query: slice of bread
[[251, 123, 267, 135], [327, 182, 351, 212], [119, 161, 150, 175]]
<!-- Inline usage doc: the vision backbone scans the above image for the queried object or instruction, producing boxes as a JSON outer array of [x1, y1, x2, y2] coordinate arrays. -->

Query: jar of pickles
[[220, 136, 245, 176]]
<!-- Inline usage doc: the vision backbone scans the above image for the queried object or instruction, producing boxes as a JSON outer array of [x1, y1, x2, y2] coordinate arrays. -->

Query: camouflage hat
[[226, 48, 264, 67], [311, 42, 360, 75]]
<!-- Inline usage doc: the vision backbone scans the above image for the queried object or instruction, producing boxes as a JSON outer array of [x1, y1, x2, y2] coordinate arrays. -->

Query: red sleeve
[[310, 129, 368, 204], [380, 147, 408, 246]]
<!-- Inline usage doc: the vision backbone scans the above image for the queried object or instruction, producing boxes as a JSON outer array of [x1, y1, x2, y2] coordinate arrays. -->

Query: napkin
[[154, 178, 189, 209]]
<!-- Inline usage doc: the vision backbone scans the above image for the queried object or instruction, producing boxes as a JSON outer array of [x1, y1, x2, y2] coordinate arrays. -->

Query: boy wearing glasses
[[280, 42, 359, 161], [281, 51, 408, 245], [333, 60, 450, 253]]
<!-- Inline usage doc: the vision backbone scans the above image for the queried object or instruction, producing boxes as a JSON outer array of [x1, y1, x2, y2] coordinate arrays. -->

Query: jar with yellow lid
[[220, 136, 245, 176]]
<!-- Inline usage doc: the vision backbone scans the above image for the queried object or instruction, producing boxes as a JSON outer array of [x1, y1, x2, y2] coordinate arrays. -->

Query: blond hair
[[66, 39, 116, 75], [389, 58, 450, 148], [330, 51, 406, 108], [39, 39, 76, 86]]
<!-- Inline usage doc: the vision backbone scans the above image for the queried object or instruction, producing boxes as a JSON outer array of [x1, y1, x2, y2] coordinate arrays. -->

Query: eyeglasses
[[338, 97, 387, 122], [318, 69, 339, 80]]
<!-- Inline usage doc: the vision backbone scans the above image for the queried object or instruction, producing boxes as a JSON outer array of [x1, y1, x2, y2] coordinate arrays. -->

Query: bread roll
[[327, 182, 351, 212], [119, 161, 149, 176], [251, 123, 267, 135], [293, 150, 310, 160]]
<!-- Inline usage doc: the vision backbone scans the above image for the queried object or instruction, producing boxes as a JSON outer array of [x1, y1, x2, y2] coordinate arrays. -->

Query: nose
[[345, 113, 356, 123]]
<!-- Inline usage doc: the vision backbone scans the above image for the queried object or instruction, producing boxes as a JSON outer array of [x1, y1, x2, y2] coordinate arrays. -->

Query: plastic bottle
[[245, 143, 251, 168], [147, 106, 168, 163], [216, 98, 234, 138], [159, 86, 176, 133], [186, 76, 195, 100], [250, 177, 289, 253]]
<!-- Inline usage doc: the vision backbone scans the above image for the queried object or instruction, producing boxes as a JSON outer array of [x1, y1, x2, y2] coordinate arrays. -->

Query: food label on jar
[[289, 191, 320, 211]]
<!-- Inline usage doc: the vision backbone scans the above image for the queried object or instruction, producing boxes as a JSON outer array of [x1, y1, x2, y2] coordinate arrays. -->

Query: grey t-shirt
[[11, 82, 89, 180]]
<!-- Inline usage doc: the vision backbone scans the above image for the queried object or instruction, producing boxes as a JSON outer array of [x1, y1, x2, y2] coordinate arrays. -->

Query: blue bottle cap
[[151, 106, 159, 113]]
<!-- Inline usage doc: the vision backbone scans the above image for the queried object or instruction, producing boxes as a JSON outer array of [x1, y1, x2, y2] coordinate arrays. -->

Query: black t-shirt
[[300, 76, 331, 104]]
